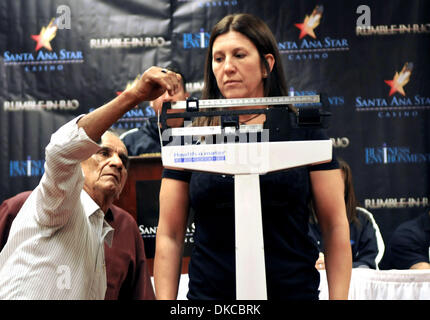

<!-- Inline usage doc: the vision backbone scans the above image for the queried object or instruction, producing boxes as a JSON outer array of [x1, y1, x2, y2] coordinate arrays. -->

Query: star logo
[[384, 62, 413, 96], [31, 18, 59, 51], [294, 5, 324, 39]]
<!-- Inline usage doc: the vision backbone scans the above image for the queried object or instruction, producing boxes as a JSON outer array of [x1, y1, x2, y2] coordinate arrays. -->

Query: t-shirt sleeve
[[162, 168, 192, 183], [306, 128, 339, 171]]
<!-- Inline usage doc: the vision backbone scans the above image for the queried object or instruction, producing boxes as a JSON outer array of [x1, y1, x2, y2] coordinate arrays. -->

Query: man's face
[[81, 132, 128, 201], [151, 80, 189, 128]]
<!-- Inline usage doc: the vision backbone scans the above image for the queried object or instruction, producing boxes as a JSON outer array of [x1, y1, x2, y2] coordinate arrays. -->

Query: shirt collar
[[81, 190, 101, 218], [80, 190, 115, 247], [102, 220, 114, 248]]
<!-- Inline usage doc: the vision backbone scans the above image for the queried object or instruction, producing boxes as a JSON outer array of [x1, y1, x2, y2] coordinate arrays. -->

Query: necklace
[[240, 113, 262, 124]]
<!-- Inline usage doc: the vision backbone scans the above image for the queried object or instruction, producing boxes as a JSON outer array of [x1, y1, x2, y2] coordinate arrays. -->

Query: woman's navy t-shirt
[[162, 124, 338, 300]]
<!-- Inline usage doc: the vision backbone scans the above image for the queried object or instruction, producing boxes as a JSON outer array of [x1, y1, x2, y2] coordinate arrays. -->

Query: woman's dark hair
[[339, 159, 359, 225], [197, 13, 288, 126]]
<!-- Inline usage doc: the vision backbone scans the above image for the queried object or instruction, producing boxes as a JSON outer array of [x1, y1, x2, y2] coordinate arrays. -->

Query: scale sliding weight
[[158, 95, 332, 300]]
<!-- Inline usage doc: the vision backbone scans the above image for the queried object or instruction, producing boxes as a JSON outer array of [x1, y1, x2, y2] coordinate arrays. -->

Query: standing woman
[[154, 13, 351, 300]]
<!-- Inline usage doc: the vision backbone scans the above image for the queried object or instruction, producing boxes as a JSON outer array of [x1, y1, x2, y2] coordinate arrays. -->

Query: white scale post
[[159, 96, 332, 300]]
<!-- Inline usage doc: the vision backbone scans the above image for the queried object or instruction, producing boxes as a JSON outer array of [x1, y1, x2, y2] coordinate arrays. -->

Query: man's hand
[[126, 66, 182, 103], [78, 66, 182, 142]]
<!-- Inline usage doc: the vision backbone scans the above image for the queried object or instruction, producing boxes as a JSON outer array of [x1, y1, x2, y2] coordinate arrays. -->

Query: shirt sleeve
[[34, 116, 101, 228], [305, 127, 339, 171], [162, 168, 192, 183]]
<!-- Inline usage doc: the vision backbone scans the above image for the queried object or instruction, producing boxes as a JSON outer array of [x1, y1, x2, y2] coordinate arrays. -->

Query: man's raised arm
[[78, 66, 181, 142]]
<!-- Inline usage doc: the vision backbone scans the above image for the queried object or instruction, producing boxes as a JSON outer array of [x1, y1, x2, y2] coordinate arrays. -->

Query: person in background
[[0, 190, 154, 300], [382, 211, 430, 270], [0, 66, 182, 299], [121, 66, 189, 156], [309, 159, 385, 270], [154, 13, 351, 300]]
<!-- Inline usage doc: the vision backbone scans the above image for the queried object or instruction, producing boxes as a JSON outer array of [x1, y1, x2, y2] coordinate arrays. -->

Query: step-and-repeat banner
[[1, 0, 429, 265]]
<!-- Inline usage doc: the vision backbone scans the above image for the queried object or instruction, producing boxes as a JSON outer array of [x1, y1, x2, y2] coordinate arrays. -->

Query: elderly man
[[0, 189, 154, 300], [0, 66, 181, 299]]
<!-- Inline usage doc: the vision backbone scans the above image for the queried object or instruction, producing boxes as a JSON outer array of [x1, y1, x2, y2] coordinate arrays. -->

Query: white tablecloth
[[319, 268, 430, 300], [154, 269, 430, 300]]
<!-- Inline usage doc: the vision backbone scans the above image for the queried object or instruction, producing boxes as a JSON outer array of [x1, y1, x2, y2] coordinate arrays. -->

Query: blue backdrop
[[1, 0, 429, 265]]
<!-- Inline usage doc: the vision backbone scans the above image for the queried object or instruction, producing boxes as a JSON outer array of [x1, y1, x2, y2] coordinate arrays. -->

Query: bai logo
[[364, 143, 430, 165], [279, 5, 349, 61], [9, 156, 45, 178], [183, 28, 210, 49]]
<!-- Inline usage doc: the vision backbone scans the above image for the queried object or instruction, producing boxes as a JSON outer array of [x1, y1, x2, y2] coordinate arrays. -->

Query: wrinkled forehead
[[101, 131, 128, 156]]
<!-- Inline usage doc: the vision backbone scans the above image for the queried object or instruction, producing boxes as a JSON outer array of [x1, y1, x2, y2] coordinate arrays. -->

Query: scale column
[[234, 173, 267, 300]]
